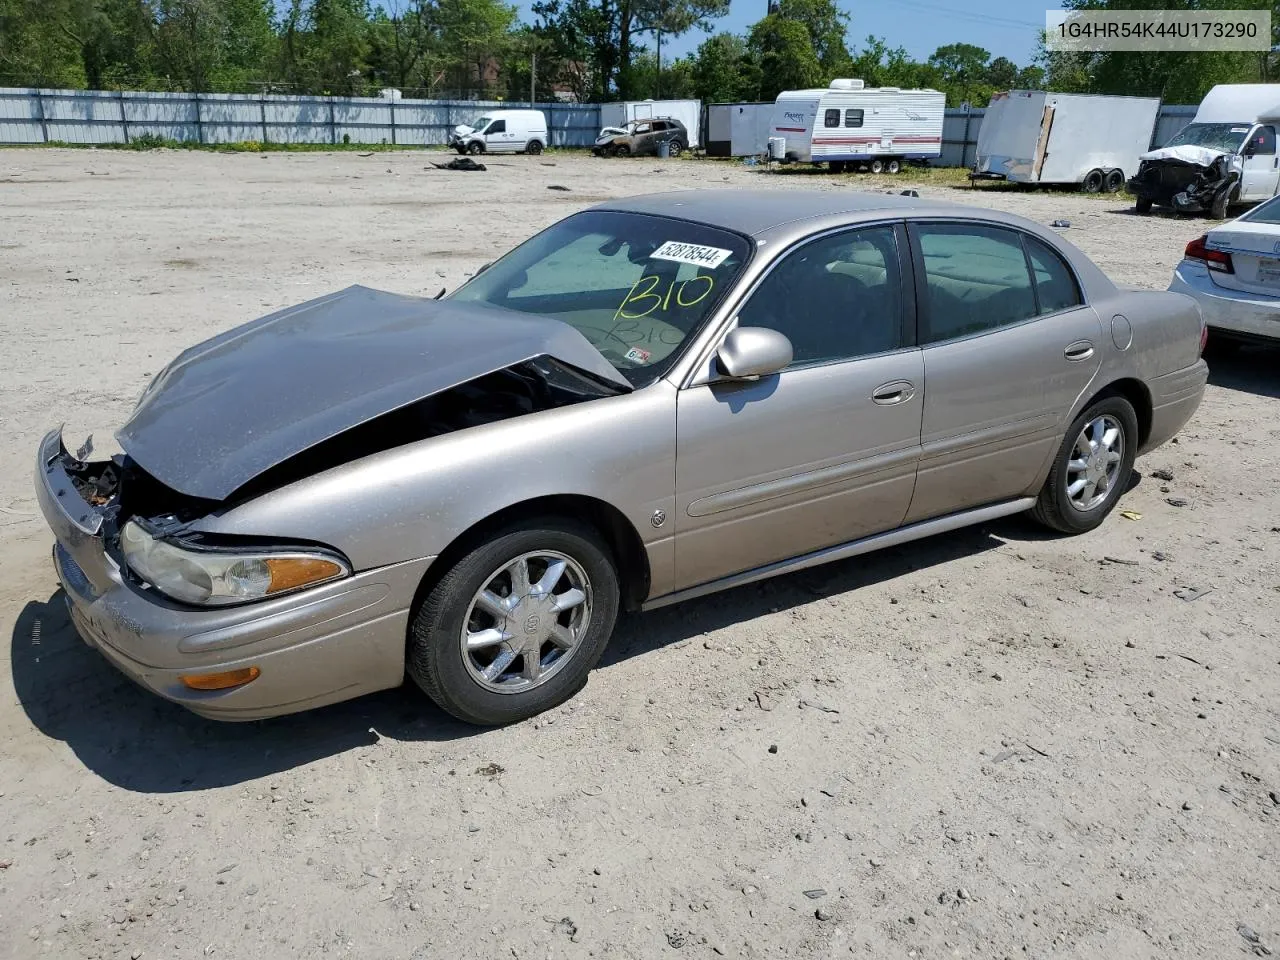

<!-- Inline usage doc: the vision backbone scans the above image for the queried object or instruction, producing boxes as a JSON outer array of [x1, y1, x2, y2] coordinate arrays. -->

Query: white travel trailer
[[768, 79, 946, 172], [600, 99, 702, 148], [973, 91, 1160, 191]]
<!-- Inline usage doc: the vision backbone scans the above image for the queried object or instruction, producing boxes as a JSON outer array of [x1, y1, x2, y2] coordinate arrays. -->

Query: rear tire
[[669, 140, 685, 157], [1031, 395, 1138, 535], [870, 159, 884, 174], [1135, 197, 1153, 214], [1082, 168, 1105, 193], [407, 520, 620, 726], [887, 159, 901, 174], [526, 140, 544, 155], [1104, 169, 1124, 192]]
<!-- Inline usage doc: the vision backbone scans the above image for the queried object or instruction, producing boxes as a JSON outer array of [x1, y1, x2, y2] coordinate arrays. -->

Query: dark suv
[[593, 118, 689, 157]]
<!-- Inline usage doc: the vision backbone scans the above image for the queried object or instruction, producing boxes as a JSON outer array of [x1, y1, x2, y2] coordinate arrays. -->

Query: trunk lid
[[1204, 220, 1280, 297]]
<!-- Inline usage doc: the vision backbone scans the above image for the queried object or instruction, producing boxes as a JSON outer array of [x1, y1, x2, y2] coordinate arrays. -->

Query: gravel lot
[[1, 149, 1278, 960]]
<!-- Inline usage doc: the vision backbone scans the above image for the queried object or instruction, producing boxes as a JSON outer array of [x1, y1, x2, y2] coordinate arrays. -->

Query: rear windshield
[[1241, 193, 1280, 223], [1165, 122, 1250, 153], [450, 210, 752, 387]]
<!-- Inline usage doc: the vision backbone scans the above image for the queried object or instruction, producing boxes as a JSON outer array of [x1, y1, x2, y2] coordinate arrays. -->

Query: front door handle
[[1064, 340, 1094, 362], [872, 380, 915, 404]]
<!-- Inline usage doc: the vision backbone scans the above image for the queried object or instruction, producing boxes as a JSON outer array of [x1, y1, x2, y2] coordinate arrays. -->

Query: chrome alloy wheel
[[460, 551, 593, 693], [1065, 414, 1124, 511]]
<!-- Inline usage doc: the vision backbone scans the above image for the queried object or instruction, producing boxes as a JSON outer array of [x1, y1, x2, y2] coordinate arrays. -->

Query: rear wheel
[[870, 159, 885, 174], [467, 141, 484, 155], [1031, 395, 1138, 535], [1082, 168, 1105, 193], [1135, 197, 1153, 214], [887, 159, 901, 174], [1104, 169, 1124, 192], [526, 140, 544, 155], [669, 140, 685, 157], [407, 520, 620, 726]]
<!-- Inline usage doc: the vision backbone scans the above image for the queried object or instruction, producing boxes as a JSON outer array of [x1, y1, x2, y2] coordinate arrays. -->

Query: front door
[[673, 223, 923, 591], [1239, 124, 1279, 201], [903, 221, 1103, 523], [484, 118, 512, 152]]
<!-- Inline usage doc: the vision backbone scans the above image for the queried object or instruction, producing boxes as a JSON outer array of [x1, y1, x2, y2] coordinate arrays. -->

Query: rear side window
[[824, 109, 840, 128], [844, 109, 864, 128], [914, 224, 1038, 343], [1025, 235, 1083, 314]]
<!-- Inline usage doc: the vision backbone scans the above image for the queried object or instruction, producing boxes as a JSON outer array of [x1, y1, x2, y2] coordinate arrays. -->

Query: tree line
[[0, 0, 1275, 105]]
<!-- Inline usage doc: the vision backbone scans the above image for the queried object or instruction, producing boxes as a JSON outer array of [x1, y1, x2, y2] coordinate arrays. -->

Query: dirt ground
[[1, 149, 1278, 960]]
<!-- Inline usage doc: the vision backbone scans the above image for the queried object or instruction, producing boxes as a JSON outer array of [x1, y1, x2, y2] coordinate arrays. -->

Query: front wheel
[[1104, 169, 1124, 192], [1031, 395, 1138, 535], [407, 520, 620, 726], [886, 159, 901, 174], [870, 159, 884, 174], [1210, 187, 1234, 220], [467, 141, 484, 156], [1135, 196, 1153, 214], [1082, 168, 1105, 193], [613, 144, 630, 158]]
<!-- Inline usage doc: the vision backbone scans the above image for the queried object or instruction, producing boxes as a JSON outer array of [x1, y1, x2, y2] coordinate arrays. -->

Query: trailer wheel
[[1104, 169, 1124, 192], [830, 160, 846, 173], [1135, 197, 1153, 214], [1082, 169, 1105, 193], [887, 159, 901, 174], [870, 159, 884, 174]]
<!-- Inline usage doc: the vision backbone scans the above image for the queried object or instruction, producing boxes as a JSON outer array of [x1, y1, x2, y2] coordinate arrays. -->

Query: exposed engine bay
[[61, 356, 617, 535], [1128, 152, 1240, 215]]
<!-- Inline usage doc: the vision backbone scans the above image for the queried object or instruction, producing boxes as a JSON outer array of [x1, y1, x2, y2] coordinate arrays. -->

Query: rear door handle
[[872, 380, 915, 404], [1064, 340, 1094, 362]]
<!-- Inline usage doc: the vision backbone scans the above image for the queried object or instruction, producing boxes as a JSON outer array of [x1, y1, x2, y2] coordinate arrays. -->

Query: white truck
[[972, 91, 1160, 192], [599, 99, 702, 149], [449, 109, 549, 155], [767, 79, 945, 173], [1129, 84, 1280, 218]]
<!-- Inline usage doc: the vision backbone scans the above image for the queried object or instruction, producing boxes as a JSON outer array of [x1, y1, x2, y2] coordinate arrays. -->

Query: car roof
[[597, 189, 972, 237]]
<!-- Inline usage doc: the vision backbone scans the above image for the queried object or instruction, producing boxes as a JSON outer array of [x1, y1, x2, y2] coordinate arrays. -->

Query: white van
[[450, 109, 548, 155], [768, 79, 945, 172], [1130, 84, 1280, 217]]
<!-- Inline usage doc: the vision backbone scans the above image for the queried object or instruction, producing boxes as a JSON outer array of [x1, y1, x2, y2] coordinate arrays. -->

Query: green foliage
[[690, 32, 760, 102], [748, 15, 822, 100]]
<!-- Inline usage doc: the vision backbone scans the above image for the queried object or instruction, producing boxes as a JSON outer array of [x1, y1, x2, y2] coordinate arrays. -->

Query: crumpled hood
[[596, 127, 628, 143], [117, 285, 630, 501], [1140, 144, 1228, 167], [452, 123, 475, 137]]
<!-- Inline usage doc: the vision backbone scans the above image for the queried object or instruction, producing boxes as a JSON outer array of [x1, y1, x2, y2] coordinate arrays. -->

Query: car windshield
[[1165, 122, 1250, 152], [449, 210, 752, 387], [468, 116, 490, 130]]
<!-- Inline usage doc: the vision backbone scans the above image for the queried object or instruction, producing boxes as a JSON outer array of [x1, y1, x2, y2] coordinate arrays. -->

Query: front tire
[[1135, 197, 1153, 214], [1031, 395, 1138, 535], [1104, 169, 1124, 192], [886, 159, 901, 174], [613, 144, 630, 158], [1082, 168, 1105, 193], [870, 159, 884, 174], [407, 520, 620, 726], [467, 141, 484, 156]]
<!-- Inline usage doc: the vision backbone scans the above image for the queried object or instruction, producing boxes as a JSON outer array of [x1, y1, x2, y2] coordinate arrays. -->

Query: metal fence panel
[[0, 87, 43, 143]]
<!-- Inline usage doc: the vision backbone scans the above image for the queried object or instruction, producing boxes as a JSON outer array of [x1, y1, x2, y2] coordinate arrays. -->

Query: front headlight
[[119, 520, 349, 606]]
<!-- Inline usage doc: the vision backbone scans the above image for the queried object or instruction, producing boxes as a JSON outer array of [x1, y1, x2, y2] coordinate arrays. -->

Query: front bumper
[[35, 428, 430, 720], [1170, 262, 1280, 341]]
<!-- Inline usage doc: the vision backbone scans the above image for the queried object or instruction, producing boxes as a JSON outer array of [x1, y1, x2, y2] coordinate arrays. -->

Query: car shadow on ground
[[8, 508, 1113, 794], [1206, 343, 1280, 399]]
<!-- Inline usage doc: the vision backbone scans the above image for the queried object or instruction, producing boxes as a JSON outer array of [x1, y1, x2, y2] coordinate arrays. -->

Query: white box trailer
[[600, 99, 702, 148], [705, 102, 774, 157], [974, 91, 1160, 192], [768, 79, 945, 172]]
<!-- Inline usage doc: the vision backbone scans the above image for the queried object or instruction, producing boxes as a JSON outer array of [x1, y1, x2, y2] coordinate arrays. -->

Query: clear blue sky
[[514, 0, 1058, 66]]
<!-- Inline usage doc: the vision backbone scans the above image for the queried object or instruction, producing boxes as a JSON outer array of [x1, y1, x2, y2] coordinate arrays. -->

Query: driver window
[[736, 226, 904, 367], [1249, 125, 1276, 155], [634, 122, 651, 135], [487, 119, 506, 134]]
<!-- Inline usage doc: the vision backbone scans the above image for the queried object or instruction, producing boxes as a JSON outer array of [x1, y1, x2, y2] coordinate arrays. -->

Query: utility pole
[[531, 51, 537, 107]]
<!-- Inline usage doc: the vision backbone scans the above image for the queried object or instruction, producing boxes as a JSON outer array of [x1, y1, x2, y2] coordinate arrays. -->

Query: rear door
[[904, 221, 1103, 523]]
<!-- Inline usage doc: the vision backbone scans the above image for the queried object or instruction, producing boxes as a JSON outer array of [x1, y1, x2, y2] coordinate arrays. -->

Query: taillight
[[1185, 235, 1234, 273], [1199, 321, 1208, 356]]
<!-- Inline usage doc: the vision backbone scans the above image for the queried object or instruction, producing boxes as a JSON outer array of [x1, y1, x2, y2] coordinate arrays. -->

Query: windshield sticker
[[1231, 126, 1249, 132], [624, 346, 652, 364], [651, 241, 733, 269]]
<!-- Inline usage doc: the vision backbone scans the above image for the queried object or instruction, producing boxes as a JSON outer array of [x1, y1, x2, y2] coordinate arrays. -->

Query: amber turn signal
[[265, 556, 345, 593], [180, 666, 261, 691]]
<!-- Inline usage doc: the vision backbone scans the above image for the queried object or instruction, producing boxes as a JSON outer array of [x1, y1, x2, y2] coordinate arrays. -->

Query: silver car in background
[[36, 190, 1209, 726], [1170, 192, 1280, 346]]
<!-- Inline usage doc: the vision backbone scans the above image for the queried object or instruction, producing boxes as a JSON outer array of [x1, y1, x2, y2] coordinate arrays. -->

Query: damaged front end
[[1128, 150, 1240, 214]]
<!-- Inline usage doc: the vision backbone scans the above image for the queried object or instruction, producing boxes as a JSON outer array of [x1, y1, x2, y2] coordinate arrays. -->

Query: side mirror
[[715, 326, 793, 380]]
